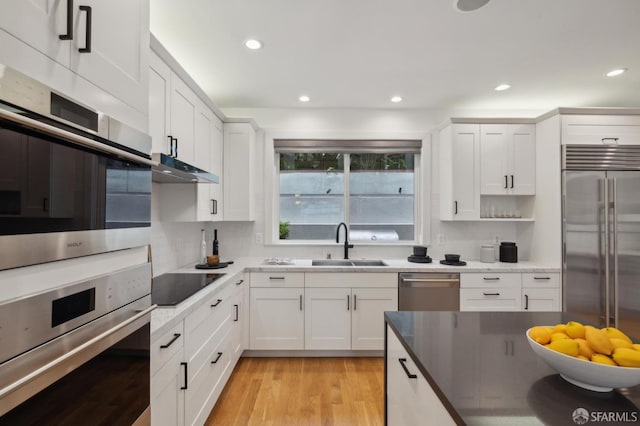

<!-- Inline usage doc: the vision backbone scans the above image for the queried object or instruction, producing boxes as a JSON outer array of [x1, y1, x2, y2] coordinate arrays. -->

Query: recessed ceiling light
[[298, 95, 310, 103], [456, 0, 491, 12], [390, 96, 403, 103], [244, 39, 263, 50], [494, 84, 511, 91], [606, 68, 627, 77]]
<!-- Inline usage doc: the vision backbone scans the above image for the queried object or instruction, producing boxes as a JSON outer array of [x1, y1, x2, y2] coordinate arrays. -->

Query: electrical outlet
[[255, 233, 264, 244], [494, 235, 500, 245], [437, 234, 445, 245]]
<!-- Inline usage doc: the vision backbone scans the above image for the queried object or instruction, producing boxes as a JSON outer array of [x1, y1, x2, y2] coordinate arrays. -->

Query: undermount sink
[[311, 259, 387, 267]]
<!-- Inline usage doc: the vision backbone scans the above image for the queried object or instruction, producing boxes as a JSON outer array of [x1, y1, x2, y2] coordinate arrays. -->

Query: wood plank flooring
[[205, 357, 384, 426]]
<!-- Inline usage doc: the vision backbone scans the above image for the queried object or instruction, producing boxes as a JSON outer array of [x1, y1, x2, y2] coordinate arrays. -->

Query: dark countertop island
[[385, 311, 640, 425]]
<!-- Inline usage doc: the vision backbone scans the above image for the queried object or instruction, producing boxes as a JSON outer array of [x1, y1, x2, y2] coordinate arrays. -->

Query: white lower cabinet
[[352, 288, 398, 349], [305, 287, 351, 350], [249, 287, 304, 350], [522, 272, 561, 311], [386, 325, 456, 426], [151, 274, 245, 426]]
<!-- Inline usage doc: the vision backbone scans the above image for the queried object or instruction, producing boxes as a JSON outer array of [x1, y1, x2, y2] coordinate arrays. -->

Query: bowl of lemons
[[526, 322, 640, 392]]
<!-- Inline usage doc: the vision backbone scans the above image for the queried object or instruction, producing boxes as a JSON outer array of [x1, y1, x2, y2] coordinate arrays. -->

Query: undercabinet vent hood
[[152, 153, 219, 183]]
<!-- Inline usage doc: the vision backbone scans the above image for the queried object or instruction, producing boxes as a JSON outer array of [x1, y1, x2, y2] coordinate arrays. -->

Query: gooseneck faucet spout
[[336, 222, 354, 259]]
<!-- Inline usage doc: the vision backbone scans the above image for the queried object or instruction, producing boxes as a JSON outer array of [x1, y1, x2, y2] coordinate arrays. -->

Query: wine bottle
[[200, 229, 207, 264], [212, 229, 219, 255]]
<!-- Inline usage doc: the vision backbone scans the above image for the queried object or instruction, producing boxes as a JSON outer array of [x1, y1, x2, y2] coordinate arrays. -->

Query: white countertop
[[150, 257, 560, 341]]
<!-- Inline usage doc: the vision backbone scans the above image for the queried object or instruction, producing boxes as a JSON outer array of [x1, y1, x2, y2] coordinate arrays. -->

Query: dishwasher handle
[[399, 278, 459, 288]]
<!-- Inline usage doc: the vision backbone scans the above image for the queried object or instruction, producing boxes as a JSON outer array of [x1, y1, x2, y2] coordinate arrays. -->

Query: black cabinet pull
[[167, 135, 173, 153], [78, 6, 92, 53], [299, 294, 303, 311], [504, 175, 508, 189], [59, 0, 74, 40], [483, 292, 500, 296], [269, 276, 285, 280], [210, 299, 222, 307], [43, 198, 49, 212], [353, 294, 357, 311], [533, 276, 550, 280], [211, 352, 223, 364], [510, 175, 514, 189], [234, 304, 239, 321], [174, 137, 179, 157], [210, 199, 217, 214], [454, 201, 458, 215], [483, 277, 500, 281], [524, 294, 529, 310], [347, 295, 350, 311], [180, 362, 188, 390], [398, 358, 417, 379], [236, 279, 244, 286], [160, 333, 181, 349]]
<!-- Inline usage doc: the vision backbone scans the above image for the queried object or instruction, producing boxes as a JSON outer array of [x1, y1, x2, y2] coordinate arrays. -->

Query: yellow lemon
[[528, 326, 552, 344], [604, 327, 633, 344], [632, 344, 640, 352], [574, 338, 595, 359], [546, 339, 580, 357], [610, 338, 633, 350], [552, 324, 568, 334], [591, 354, 617, 366], [612, 348, 640, 368], [585, 327, 613, 355], [565, 321, 586, 339], [551, 332, 570, 342]]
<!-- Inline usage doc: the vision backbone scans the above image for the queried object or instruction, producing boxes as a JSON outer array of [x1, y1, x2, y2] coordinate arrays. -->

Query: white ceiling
[[150, 0, 640, 111]]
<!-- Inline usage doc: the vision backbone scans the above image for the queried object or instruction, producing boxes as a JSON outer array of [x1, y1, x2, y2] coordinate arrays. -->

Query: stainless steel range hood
[[152, 153, 220, 183]]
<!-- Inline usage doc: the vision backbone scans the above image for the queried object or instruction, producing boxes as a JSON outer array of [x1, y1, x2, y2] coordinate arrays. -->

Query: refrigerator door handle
[[603, 178, 611, 327], [612, 177, 619, 328]]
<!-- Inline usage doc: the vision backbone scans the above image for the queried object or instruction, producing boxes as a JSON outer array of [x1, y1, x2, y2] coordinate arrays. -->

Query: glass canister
[[481, 244, 495, 263]]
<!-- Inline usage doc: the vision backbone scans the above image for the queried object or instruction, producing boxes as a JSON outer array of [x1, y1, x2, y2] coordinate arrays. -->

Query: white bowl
[[526, 327, 640, 392]]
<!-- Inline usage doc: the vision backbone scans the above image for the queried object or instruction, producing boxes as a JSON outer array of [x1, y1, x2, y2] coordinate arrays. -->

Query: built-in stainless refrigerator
[[562, 145, 640, 338]]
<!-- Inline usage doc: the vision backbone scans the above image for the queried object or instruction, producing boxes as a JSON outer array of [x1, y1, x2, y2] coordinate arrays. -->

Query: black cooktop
[[151, 273, 225, 306]]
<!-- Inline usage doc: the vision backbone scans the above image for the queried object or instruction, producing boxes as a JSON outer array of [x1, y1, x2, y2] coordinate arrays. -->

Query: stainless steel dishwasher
[[398, 272, 460, 311]]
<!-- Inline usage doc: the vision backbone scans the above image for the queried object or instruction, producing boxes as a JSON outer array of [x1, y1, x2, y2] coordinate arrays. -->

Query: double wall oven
[[0, 64, 155, 424]]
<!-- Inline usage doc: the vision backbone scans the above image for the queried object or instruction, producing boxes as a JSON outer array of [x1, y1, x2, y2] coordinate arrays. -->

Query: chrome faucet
[[336, 222, 354, 259]]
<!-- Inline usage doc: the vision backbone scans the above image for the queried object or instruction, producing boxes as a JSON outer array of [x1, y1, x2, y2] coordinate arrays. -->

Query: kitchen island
[[385, 311, 640, 425]]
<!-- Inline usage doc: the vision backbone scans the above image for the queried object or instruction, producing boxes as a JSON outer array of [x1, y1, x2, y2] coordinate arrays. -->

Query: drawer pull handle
[[236, 279, 244, 286], [159, 333, 181, 349], [398, 358, 417, 379], [524, 294, 529, 310], [269, 276, 285, 280], [347, 294, 350, 311], [483, 277, 500, 281], [180, 362, 188, 390], [211, 352, 223, 364], [234, 304, 239, 321], [211, 299, 222, 307], [483, 292, 500, 296], [504, 175, 508, 189], [533, 276, 551, 280], [299, 294, 303, 311]]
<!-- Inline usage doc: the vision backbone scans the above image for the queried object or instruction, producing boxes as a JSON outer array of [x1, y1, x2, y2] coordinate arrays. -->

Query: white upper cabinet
[[169, 74, 197, 165], [480, 124, 535, 195], [208, 118, 224, 221], [224, 122, 256, 221], [1, 0, 149, 114], [440, 123, 480, 220], [561, 114, 640, 145], [149, 52, 172, 155]]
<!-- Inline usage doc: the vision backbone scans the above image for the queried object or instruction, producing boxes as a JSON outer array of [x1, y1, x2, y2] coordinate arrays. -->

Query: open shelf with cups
[[479, 195, 535, 222]]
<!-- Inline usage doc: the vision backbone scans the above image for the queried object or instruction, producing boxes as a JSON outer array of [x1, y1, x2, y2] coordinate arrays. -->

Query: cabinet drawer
[[461, 273, 521, 288], [184, 283, 234, 359], [188, 313, 232, 384], [151, 321, 184, 376], [562, 115, 640, 145], [460, 287, 522, 311], [250, 272, 304, 287], [305, 272, 396, 288], [522, 273, 560, 288]]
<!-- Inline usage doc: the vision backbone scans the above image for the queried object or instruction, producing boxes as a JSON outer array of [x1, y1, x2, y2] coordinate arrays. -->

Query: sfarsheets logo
[[572, 407, 639, 424]]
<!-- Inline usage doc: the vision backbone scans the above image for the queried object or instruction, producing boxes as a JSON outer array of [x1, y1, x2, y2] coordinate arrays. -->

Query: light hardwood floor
[[205, 357, 384, 426]]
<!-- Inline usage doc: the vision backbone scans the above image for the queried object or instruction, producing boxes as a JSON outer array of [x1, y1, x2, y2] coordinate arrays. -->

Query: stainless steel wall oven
[[0, 64, 153, 271]]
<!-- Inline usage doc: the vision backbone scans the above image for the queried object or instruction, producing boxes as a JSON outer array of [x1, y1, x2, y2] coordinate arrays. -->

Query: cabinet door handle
[[236, 279, 244, 286], [234, 304, 239, 321], [211, 352, 223, 364], [454, 201, 458, 215], [59, 0, 74, 40], [180, 362, 188, 390], [353, 294, 357, 311], [299, 294, 303, 311], [510, 175, 514, 189], [504, 340, 509, 355], [174, 137, 179, 157], [483, 292, 500, 296], [483, 277, 500, 281], [43, 198, 49, 212], [347, 295, 350, 311], [211, 199, 217, 214], [269, 276, 285, 280], [398, 358, 417, 379], [602, 137, 619, 144], [78, 6, 92, 53], [160, 333, 181, 349], [524, 294, 529, 310], [167, 135, 173, 154], [210, 299, 222, 307], [533, 276, 550, 280], [504, 175, 508, 189]]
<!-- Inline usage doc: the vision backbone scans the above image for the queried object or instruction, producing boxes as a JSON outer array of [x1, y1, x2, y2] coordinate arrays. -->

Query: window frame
[[264, 131, 431, 247]]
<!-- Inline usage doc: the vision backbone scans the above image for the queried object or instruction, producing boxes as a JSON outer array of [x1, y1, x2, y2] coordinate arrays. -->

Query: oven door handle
[[0, 305, 157, 401]]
